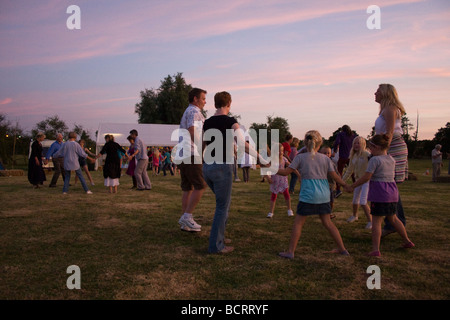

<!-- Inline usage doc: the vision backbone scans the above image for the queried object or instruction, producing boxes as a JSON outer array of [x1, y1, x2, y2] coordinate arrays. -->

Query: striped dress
[[374, 109, 408, 183]]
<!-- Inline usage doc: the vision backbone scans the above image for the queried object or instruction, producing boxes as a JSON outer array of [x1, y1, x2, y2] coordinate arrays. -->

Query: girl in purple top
[[350, 134, 414, 257]]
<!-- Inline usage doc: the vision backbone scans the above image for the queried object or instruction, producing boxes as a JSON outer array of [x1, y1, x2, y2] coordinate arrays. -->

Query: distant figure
[[97, 135, 126, 193], [126, 135, 137, 188], [431, 144, 443, 182], [319, 146, 337, 219], [342, 136, 372, 229], [45, 133, 65, 187], [266, 143, 299, 218], [162, 147, 174, 176], [288, 137, 300, 194], [74, 139, 95, 187], [54, 132, 92, 194], [128, 129, 152, 191], [28, 132, 47, 188], [332, 125, 355, 198]]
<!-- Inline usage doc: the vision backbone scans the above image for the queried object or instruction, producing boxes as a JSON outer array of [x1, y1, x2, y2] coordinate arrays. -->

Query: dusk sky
[[1, 0, 449, 141]]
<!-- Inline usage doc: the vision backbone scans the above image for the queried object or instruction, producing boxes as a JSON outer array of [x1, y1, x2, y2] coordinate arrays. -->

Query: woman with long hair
[[373, 83, 408, 236]]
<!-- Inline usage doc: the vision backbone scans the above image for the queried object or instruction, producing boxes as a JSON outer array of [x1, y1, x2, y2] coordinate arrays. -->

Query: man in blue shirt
[[45, 133, 65, 187]]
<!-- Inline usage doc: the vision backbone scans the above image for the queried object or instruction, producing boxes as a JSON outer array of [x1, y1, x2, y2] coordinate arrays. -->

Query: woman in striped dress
[[373, 84, 408, 236]]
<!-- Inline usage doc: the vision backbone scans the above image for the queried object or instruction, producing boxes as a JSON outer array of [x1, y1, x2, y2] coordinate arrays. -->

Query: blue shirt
[[289, 152, 336, 204], [46, 141, 64, 159]]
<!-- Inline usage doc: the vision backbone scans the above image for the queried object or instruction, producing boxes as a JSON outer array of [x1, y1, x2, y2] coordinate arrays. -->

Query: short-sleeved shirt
[[203, 115, 238, 164], [366, 155, 398, 203], [178, 104, 205, 159], [289, 152, 336, 204]]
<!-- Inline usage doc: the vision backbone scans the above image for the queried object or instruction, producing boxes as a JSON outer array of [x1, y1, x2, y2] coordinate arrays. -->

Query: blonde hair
[[290, 137, 300, 148], [304, 130, 323, 157], [349, 136, 367, 159], [377, 84, 406, 117]]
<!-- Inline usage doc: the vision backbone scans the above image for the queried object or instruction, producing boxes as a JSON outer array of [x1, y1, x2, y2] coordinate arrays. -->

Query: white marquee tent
[[95, 123, 180, 170]]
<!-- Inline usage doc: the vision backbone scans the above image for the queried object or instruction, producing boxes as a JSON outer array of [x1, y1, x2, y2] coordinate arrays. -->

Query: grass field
[[0, 159, 449, 300]]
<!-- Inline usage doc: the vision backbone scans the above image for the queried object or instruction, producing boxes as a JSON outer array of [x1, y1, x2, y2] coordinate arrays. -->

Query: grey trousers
[[49, 157, 65, 187], [134, 159, 152, 189]]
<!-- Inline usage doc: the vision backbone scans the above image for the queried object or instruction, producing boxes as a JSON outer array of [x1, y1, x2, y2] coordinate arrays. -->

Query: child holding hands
[[277, 130, 351, 259], [342, 136, 372, 228], [350, 134, 414, 257], [266, 143, 300, 218]]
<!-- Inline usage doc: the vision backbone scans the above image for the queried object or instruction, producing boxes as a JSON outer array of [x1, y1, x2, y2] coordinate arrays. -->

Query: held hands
[[343, 184, 353, 193]]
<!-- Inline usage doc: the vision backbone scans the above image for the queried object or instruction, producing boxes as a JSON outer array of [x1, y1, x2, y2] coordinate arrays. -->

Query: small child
[[342, 136, 372, 229], [276, 130, 350, 259], [350, 134, 414, 257], [266, 144, 300, 218], [319, 146, 337, 219]]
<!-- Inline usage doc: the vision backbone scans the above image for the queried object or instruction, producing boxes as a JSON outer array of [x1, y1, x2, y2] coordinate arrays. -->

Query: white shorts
[[353, 181, 369, 205]]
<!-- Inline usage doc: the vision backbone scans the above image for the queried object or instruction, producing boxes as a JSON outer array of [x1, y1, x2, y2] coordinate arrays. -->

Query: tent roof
[[96, 123, 180, 147]]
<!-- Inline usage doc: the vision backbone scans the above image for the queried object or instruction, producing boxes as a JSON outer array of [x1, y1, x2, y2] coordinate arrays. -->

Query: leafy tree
[[32, 115, 68, 140], [73, 123, 95, 151], [401, 114, 415, 142], [0, 114, 29, 166], [135, 72, 194, 124], [250, 115, 291, 150], [433, 122, 450, 154]]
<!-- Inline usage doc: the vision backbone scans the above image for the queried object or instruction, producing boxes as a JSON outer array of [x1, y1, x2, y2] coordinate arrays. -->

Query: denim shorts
[[370, 202, 397, 216], [296, 201, 331, 216]]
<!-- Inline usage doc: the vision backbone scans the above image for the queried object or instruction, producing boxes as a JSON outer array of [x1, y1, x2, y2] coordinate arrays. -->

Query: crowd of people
[[26, 83, 448, 258]]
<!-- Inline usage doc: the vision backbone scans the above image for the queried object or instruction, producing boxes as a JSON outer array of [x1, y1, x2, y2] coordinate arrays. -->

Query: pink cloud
[[0, 98, 12, 105]]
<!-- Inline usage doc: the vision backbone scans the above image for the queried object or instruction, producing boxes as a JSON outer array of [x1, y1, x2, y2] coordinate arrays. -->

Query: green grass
[[0, 159, 449, 300]]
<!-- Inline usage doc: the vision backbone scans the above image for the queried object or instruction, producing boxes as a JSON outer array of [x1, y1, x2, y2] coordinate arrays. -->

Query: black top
[[100, 141, 126, 179], [203, 115, 238, 164]]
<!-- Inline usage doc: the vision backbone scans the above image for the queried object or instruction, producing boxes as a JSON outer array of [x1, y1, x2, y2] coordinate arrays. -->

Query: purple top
[[333, 131, 354, 159]]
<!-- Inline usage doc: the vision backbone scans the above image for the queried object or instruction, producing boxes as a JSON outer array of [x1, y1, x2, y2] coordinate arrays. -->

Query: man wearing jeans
[[53, 132, 92, 194], [129, 129, 152, 190]]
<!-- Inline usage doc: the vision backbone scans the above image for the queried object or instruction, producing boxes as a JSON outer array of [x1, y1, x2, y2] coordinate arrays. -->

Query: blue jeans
[[203, 163, 233, 253], [63, 169, 89, 193], [289, 172, 298, 193]]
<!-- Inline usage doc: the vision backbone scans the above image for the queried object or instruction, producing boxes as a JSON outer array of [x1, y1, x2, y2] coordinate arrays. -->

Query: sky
[[1, 0, 449, 141]]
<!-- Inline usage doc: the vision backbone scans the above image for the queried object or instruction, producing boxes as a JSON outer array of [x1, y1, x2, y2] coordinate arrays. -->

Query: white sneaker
[[86, 190, 93, 194], [347, 216, 358, 223], [287, 210, 294, 217], [267, 212, 274, 218], [178, 215, 201, 232], [62, 192, 68, 195], [365, 222, 372, 229]]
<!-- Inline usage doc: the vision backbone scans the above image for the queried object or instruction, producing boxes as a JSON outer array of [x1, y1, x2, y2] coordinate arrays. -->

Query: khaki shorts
[[179, 158, 206, 191]]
